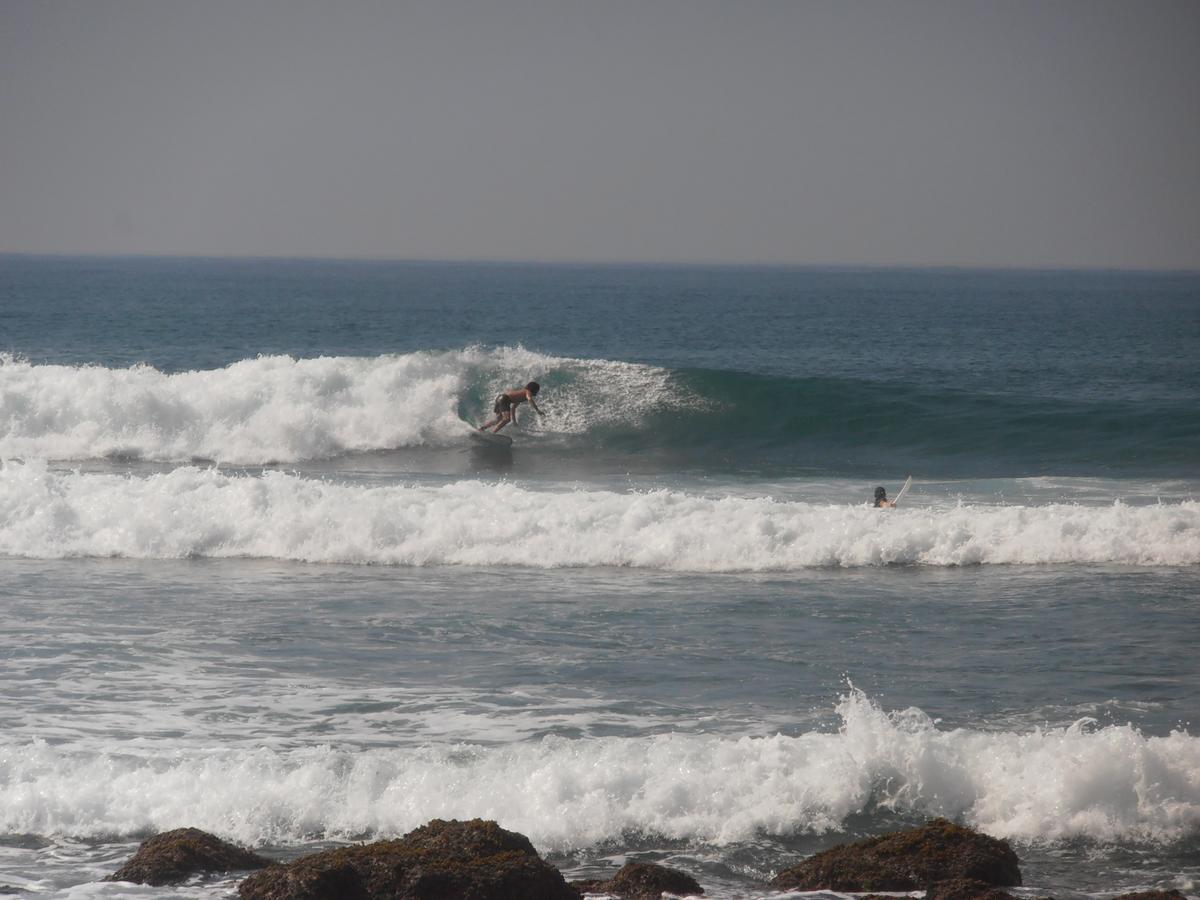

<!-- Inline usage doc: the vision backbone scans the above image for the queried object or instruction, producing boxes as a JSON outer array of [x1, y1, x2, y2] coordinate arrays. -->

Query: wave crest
[[0, 349, 689, 464]]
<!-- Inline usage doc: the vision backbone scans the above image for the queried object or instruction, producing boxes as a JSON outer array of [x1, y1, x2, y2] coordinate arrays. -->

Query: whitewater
[[1, 462, 1197, 568], [3, 691, 1198, 850], [0, 350, 687, 464]]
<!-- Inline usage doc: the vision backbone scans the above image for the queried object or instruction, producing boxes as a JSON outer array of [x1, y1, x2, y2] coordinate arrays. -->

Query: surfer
[[874, 476, 913, 508], [479, 382, 545, 433]]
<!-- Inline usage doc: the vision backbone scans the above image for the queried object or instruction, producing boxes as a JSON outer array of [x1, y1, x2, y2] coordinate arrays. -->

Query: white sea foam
[[0, 462, 1196, 568], [0, 350, 683, 464], [1, 692, 1196, 849]]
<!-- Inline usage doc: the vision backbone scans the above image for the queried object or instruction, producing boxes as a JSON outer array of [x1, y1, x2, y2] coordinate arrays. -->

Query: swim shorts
[[493, 394, 513, 414]]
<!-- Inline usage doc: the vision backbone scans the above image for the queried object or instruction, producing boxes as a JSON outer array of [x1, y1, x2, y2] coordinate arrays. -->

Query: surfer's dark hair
[[525, 381, 540, 395], [874, 486, 887, 501]]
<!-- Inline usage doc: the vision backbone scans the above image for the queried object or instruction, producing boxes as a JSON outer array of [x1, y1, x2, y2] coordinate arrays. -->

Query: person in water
[[873, 486, 896, 508], [479, 382, 545, 433]]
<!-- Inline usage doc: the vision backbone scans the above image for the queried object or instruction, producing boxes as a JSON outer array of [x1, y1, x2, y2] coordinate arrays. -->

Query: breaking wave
[[1, 462, 1196, 568], [1, 691, 1196, 849], [0, 349, 687, 465], [4, 348, 1196, 475]]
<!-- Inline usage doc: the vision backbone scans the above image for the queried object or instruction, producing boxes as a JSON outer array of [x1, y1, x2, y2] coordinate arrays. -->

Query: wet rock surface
[[571, 860, 704, 898], [105, 818, 1181, 898], [106, 827, 271, 886], [923, 876, 1023, 900], [770, 818, 1022, 892], [237, 818, 577, 900]]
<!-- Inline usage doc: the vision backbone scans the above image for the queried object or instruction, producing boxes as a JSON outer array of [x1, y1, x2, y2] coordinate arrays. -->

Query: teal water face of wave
[[601, 368, 1200, 478]]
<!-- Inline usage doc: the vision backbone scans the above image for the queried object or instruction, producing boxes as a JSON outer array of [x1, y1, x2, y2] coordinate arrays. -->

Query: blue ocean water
[[0, 255, 1198, 898]]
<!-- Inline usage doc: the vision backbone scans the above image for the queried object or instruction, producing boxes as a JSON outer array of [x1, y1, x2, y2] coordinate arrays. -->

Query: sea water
[[0, 256, 1198, 898]]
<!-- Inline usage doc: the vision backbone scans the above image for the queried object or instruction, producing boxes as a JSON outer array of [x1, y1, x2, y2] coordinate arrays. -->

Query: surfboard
[[469, 428, 513, 447], [461, 419, 513, 447], [893, 475, 913, 505]]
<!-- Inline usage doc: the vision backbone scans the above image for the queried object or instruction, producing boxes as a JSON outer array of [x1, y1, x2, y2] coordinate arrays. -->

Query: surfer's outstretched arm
[[521, 383, 544, 420], [524, 382, 543, 417]]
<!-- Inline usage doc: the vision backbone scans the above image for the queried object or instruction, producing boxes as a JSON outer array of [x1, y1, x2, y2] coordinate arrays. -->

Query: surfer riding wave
[[479, 382, 544, 433]]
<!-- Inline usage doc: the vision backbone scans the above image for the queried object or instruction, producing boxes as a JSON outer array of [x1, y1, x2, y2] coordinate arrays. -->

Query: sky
[[2, 0, 1198, 269]]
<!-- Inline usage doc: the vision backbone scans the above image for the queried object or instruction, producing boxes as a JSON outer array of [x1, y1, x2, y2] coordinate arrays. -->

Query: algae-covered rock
[[571, 860, 704, 898], [237, 818, 576, 900], [770, 818, 1021, 892], [925, 876, 1023, 900], [107, 827, 271, 886]]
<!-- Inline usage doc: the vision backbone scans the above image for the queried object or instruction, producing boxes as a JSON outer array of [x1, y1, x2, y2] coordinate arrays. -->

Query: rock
[[925, 877, 1021, 900], [106, 827, 271, 886], [237, 818, 576, 900], [571, 861, 703, 898], [1111, 893, 1188, 900], [769, 818, 1022, 892]]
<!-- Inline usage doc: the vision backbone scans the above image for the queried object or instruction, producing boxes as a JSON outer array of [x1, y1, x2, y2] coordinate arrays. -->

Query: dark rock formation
[[237, 818, 576, 900], [925, 877, 1021, 900], [106, 827, 271, 886], [770, 818, 1021, 892], [571, 861, 703, 898]]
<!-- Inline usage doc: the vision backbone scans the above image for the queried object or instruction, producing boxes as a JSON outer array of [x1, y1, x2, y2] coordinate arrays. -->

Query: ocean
[[0, 255, 1198, 898]]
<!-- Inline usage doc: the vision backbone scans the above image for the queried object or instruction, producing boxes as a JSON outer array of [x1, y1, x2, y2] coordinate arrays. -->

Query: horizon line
[[2, 250, 1199, 277]]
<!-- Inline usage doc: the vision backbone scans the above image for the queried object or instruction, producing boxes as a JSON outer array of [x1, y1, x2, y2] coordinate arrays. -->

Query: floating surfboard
[[893, 475, 913, 505]]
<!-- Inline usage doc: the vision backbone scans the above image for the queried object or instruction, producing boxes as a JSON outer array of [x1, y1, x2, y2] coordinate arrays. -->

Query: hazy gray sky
[[2, 0, 1198, 268]]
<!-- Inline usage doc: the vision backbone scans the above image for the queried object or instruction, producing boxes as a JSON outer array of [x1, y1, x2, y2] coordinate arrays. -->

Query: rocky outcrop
[[104, 817, 1174, 898], [924, 877, 1022, 900], [106, 827, 271, 886], [770, 818, 1021, 892], [571, 861, 703, 898], [237, 818, 576, 900]]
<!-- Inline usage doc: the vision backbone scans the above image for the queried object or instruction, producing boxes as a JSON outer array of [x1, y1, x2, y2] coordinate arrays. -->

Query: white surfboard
[[469, 429, 513, 447], [893, 475, 913, 505], [462, 419, 513, 447]]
